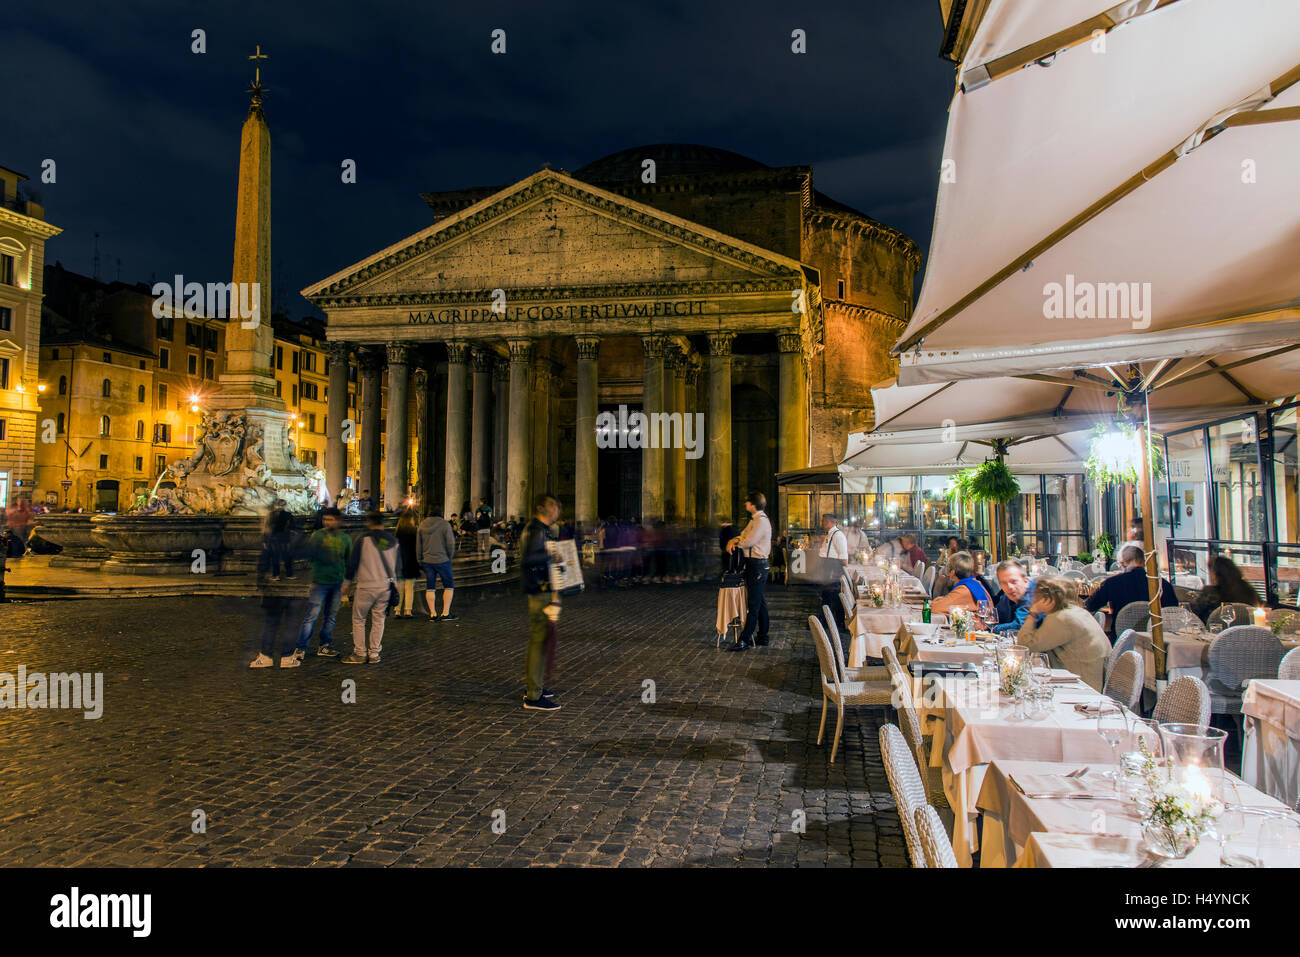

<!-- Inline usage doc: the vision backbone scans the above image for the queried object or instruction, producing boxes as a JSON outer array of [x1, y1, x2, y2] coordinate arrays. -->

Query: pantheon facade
[[303, 145, 919, 529]]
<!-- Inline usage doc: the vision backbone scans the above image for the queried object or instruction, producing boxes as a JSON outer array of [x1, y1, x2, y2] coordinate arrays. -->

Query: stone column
[[325, 341, 350, 500], [641, 335, 669, 524], [707, 333, 734, 527], [506, 339, 533, 520], [684, 361, 700, 527], [383, 342, 410, 510], [575, 336, 600, 529], [412, 363, 429, 511], [444, 342, 469, 519], [470, 349, 492, 508], [531, 356, 551, 498], [493, 361, 509, 516], [669, 348, 688, 524], [358, 348, 383, 503], [778, 331, 809, 472]]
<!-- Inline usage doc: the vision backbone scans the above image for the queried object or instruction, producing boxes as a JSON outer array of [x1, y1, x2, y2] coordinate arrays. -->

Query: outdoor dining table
[[1242, 679, 1300, 810], [844, 598, 942, 667], [974, 759, 1297, 868], [926, 671, 1122, 867], [714, 584, 746, 646], [1135, 630, 1300, 690]]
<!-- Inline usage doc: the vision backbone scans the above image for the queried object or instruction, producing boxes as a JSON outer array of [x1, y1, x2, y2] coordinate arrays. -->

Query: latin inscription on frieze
[[407, 300, 707, 324]]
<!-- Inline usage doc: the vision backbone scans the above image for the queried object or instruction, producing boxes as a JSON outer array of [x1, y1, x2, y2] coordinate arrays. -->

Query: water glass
[[1216, 781, 1251, 867], [1096, 704, 1128, 790]]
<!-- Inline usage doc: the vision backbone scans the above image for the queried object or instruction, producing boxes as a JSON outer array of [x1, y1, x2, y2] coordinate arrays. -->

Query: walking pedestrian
[[263, 498, 295, 580], [342, 511, 399, 664], [521, 493, 562, 711], [250, 561, 307, 669], [294, 506, 352, 660], [725, 491, 772, 651], [394, 507, 421, 617], [417, 505, 457, 621]]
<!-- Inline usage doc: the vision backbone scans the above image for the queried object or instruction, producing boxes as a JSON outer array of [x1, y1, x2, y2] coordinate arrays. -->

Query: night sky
[[4, 0, 956, 317]]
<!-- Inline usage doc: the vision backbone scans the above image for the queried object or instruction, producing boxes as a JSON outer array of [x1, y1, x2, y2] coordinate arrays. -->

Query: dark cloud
[[4, 0, 955, 314]]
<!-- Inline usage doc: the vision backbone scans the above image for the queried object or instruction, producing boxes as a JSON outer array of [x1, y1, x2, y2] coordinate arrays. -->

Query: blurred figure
[[262, 498, 295, 581], [521, 494, 562, 712], [1188, 555, 1259, 624], [475, 498, 494, 557], [725, 491, 772, 652], [394, 507, 421, 617], [294, 506, 352, 659]]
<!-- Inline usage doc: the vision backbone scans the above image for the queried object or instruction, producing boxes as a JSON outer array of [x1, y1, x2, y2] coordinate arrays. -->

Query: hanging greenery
[[945, 468, 977, 510], [1084, 422, 1165, 488], [963, 460, 1021, 504]]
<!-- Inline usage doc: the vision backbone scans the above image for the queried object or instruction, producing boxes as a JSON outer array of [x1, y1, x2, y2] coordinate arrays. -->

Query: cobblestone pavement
[[0, 583, 907, 867]]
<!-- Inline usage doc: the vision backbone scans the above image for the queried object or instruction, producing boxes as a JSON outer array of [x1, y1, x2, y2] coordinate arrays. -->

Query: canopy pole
[[1136, 389, 1166, 680]]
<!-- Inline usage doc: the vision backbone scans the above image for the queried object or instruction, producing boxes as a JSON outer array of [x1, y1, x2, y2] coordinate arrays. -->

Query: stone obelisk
[[210, 47, 301, 482]]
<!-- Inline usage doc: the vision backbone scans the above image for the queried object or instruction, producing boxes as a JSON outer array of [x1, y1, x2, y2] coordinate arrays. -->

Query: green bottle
[[922, 598, 932, 624]]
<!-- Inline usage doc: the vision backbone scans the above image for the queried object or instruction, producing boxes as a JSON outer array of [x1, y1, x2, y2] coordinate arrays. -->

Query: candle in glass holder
[[1253, 607, 1267, 627]]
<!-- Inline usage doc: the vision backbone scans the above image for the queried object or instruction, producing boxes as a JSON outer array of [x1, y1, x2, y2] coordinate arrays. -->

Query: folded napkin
[[1073, 701, 1122, 717], [1048, 675, 1080, 685], [1010, 772, 1093, 797]]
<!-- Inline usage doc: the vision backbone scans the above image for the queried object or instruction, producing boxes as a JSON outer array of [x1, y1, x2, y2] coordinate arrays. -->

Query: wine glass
[[1219, 604, 1236, 631], [1029, 653, 1052, 688], [1216, 780, 1250, 867], [977, 598, 995, 629], [1095, 703, 1128, 791], [1255, 815, 1300, 868]]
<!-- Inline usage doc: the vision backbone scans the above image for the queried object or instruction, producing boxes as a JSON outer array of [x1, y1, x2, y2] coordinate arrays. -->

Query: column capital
[[671, 347, 691, 378], [707, 332, 735, 356], [358, 346, 385, 372], [492, 359, 511, 383], [507, 338, 533, 362], [642, 334, 670, 359], [386, 341, 410, 366], [685, 358, 702, 386], [411, 365, 429, 388], [445, 341, 470, 364], [326, 340, 351, 363], [471, 348, 494, 374], [575, 336, 601, 361], [776, 330, 802, 354]]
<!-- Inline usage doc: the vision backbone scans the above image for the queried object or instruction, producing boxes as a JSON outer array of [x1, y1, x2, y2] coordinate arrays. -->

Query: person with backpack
[[474, 498, 494, 558], [342, 511, 399, 664], [294, 507, 352, 659]]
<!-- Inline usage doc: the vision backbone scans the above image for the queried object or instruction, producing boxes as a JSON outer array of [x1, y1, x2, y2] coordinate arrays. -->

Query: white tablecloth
[[715, 585, 746, 636], [1242, 679, 1300, 810], [977, 759, 1294, 867], [932, 675, 1124, 866]]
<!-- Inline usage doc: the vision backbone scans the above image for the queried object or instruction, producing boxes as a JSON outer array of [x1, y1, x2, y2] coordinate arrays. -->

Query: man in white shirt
[[818, 514, 848, 627], [725, 491, 772, 651]]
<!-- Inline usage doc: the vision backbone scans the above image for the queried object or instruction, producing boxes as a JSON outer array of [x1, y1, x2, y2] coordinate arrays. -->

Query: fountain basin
[[91, 514, 225, 576]]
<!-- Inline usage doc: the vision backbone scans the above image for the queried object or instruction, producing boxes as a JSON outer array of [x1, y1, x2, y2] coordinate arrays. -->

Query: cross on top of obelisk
[[246, 44, 268, 105]]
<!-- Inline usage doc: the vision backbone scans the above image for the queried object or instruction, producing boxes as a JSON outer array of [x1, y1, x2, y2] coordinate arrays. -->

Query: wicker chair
[[1280, 647, 1300, 680], [881, 642, 908, 687], [1207, 603, 1258, 632], [1114, 601, 1152, 639], [922, 565, 937, 596], [1103, 649, 1144, 710], [1105, 629, 1137, 684], [808, 616, 894, 763], [880, 724, 929, 867], [1205, 625, 1285, 728], [896, 693, 949, 810], [1152, 675, 1211, 725], [821, 604, 888, 682], [915, 805, 958, 868], [1160, 605, 1203, 634]]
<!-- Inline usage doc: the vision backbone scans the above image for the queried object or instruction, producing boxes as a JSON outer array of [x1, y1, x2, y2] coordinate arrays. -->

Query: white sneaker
[[279, 655, 301, 669], [249, 653, 275, 669]]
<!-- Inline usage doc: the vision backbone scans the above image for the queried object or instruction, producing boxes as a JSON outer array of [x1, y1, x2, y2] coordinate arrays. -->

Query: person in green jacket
[[295, 507, 353, 659]]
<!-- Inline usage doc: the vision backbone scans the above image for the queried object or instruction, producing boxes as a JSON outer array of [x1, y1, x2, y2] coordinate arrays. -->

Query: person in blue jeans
[[295, 508, 353, 659]]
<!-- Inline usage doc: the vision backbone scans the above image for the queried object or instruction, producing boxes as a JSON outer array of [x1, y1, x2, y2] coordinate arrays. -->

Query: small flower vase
[[951, 611, 969, 641], [1141, 820, 1199, 860]]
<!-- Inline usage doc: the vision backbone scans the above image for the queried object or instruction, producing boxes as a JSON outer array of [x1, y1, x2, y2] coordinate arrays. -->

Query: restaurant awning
[[894, 0, 1300, 386]]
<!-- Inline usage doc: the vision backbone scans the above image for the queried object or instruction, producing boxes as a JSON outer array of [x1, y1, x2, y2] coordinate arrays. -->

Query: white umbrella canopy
[[896, 0, 1300, 386], [839, 429, 1092, 487]]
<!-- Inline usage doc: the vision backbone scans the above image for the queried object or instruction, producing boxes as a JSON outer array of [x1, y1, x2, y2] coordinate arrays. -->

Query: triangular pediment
[[302, 170, 805, 304]]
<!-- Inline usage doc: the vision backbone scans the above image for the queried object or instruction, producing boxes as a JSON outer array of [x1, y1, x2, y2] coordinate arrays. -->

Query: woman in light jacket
[[1016, 578, 1111, 692]]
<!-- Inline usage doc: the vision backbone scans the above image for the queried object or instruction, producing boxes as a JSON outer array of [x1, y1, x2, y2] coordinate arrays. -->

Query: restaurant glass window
[[1208, 416, 1265, 542], [1005, 477, 1044, 556], [919, 474, 958, 551], [1271, 406, 1299, 545], [1043, 473, 1087, 558], [1165, 428, 1211, 543], [880, 475, 915, 532]]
